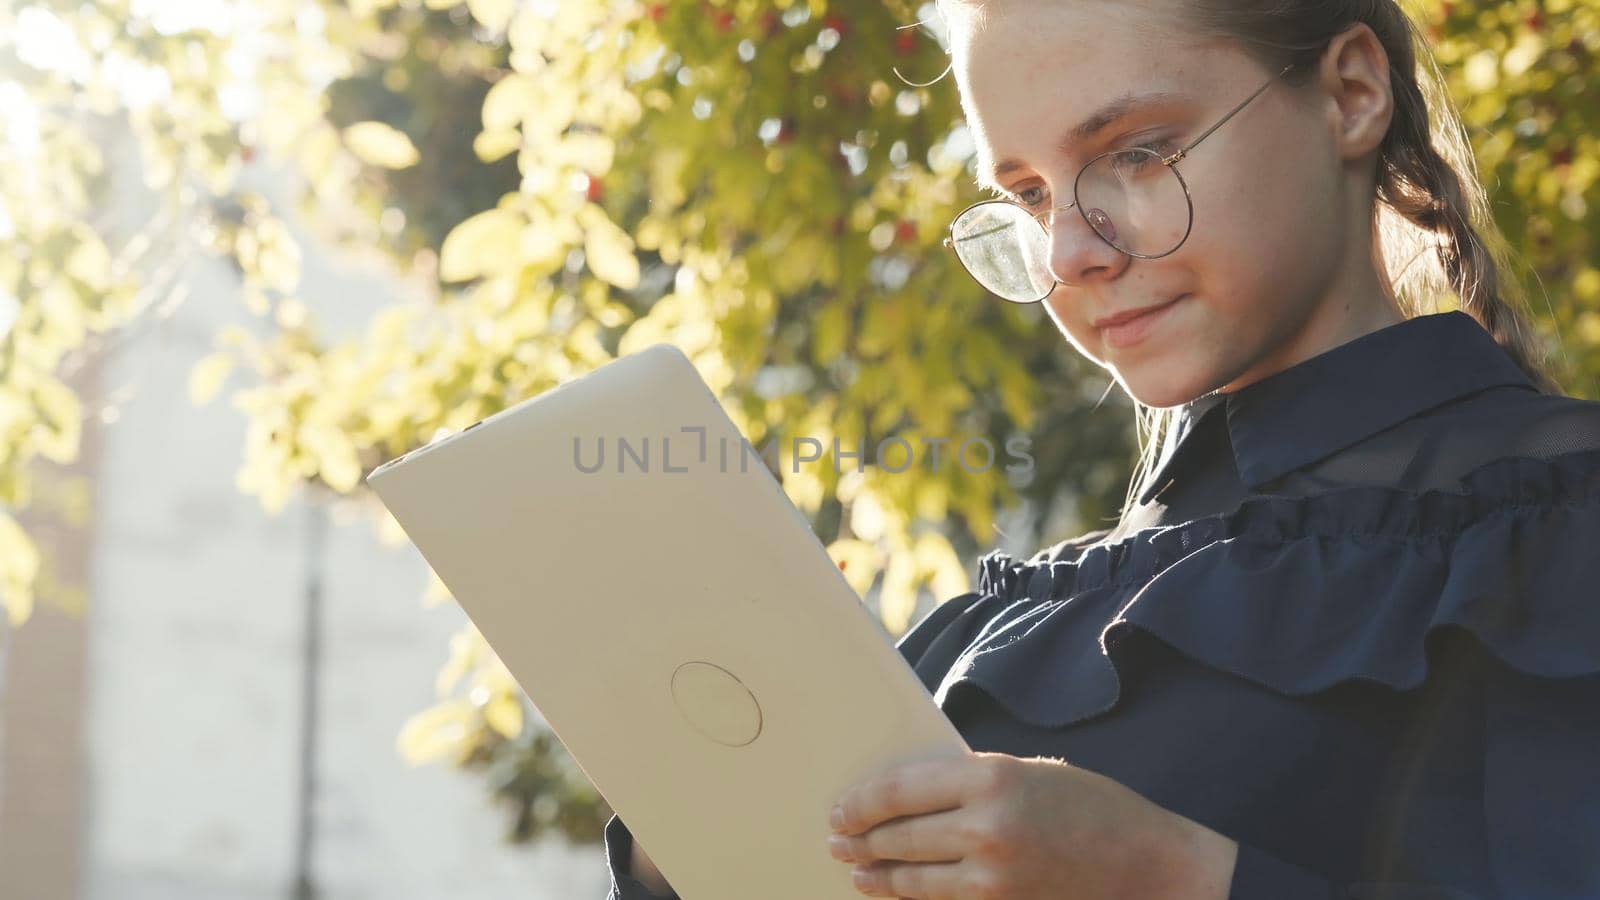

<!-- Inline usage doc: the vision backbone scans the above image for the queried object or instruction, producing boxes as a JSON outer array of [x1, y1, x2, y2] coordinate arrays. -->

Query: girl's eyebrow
[[976, 89, 1187, 190]]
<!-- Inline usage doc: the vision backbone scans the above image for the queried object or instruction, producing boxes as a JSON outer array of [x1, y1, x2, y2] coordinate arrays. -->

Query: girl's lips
[[1099, 294, 1188, 349]]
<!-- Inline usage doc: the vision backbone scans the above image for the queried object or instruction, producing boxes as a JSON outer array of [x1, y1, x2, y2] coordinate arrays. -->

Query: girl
[[607, 0, 1600, 897]]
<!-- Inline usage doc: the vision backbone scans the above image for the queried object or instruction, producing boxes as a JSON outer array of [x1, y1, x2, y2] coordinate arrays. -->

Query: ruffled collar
[[940, 443, 1600, 728]]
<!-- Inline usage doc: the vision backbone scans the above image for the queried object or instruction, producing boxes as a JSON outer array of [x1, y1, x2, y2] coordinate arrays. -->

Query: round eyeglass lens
[[1074, 146, 1192, 258], [949, 147, 1196, 301], [947, 202, 1054, 303]]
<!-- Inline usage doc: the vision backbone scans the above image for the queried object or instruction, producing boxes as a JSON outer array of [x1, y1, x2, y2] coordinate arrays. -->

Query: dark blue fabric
[[1137, 310, 1541, 503], [599, 312, 1600, 897], [898, 312, 1600, 898], [605, 810, 678, 899]]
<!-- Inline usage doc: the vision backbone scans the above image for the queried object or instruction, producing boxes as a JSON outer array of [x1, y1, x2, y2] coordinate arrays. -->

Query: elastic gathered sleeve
[[603, 812, 678, 900]]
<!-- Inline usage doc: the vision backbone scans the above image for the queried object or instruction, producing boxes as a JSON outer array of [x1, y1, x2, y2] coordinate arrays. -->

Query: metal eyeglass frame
[[942, 62, 1296, 302]]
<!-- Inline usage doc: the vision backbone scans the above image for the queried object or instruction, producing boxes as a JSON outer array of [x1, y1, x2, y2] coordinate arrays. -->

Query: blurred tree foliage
[[0, 0, 1594, 846]]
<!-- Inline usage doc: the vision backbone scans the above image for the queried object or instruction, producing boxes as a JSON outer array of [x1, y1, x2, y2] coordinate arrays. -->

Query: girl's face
[[946, 0, 1392, 408]]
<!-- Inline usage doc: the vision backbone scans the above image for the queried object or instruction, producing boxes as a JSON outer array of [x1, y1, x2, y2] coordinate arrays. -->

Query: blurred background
[[0, 0, 1593, 897]]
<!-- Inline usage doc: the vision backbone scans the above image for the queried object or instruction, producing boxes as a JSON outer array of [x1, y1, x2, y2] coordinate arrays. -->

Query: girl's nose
[[1047, 205, 1130, 288]]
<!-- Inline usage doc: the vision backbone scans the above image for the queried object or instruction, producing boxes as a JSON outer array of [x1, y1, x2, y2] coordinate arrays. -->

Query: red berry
[[776, 117, 795, 144], [240, 145, 256, 162], [1553, 147, 1574, 167], [895, 30, 916, 55], [714, 10, 734, 32], [838, 559, 848, 571], [585, 174, 603, 202], [646, 3, 665, 21], [824, 15, 846, 36], [1525, 12, 1544, 30], [895, 221, 916, 243], [761, 11, 779, 36]]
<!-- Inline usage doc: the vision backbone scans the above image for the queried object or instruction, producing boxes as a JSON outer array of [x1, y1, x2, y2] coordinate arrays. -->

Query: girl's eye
[[1016, 186, 1047, 208], [1008, 137, 1179, 207], [1111, 138, 1178, 169]]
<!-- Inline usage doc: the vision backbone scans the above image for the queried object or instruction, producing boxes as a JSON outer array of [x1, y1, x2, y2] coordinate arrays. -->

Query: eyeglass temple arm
[[1164, 62, 1295, 165]]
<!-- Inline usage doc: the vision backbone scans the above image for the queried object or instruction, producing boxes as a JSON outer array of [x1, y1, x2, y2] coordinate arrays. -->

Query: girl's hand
[[827, 751, 1238, 899]]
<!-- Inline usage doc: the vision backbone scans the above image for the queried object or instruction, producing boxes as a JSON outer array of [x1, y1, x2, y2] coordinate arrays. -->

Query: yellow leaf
[[826, 537, 885, 597], [468, 0, 515, 32], [440, 207, 524, 282], [482, 74, 539, 132], [349, 0, 397, 16], [558, 133, 616, 175], [583, 216, 640, 290], [877, 552, 918, 634], [31, 375, 81, 464], [188, 352, 236, 406], [423, 566, 454, 607], [913, 531, 969, 600], [849, 491, 888, 541], [319, 437, 362, 493], [343, 121, 420, 169], [253, 218, 302, 293], [483, 692, 524, 739], [376, 508, 409, 548], [472, 128, 520, 163], [914, 479, 949, 521], [301, 423, 362, 493], [434, 626, 481, 697], [518, 222, 569, 272], [508, 6, 552, 62], [0, 511, 40, 627], [1463, 50, 1498, 92], [66, 228, 111, 293], [396, 699, 476, 765]]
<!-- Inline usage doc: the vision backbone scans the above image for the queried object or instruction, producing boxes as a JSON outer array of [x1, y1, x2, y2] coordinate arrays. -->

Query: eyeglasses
[[942, 63, 1295, 304]]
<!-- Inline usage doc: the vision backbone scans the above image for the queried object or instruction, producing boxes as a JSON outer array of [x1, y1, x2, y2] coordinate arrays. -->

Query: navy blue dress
[[604, 310, 1600, 899]]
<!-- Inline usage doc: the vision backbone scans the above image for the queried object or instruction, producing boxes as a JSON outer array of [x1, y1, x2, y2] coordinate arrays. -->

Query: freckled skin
[[944, 0, 1406, 408]]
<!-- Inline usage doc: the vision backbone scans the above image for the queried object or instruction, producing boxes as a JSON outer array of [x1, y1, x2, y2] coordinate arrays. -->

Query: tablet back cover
[[366, 343, 970, 899]]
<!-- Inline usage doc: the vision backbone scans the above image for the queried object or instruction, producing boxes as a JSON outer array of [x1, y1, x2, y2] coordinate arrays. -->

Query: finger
[[852, 858, 966, 900], [835, 754, 985, 836], [836, 806, 970, 864]]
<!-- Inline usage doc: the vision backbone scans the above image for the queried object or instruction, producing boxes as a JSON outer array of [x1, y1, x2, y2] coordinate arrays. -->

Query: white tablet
[[365, 343, 970, 899]]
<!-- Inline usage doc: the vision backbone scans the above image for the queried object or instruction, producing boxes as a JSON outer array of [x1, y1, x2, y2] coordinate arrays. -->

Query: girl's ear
[[1318, 21, 1394, 162]]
